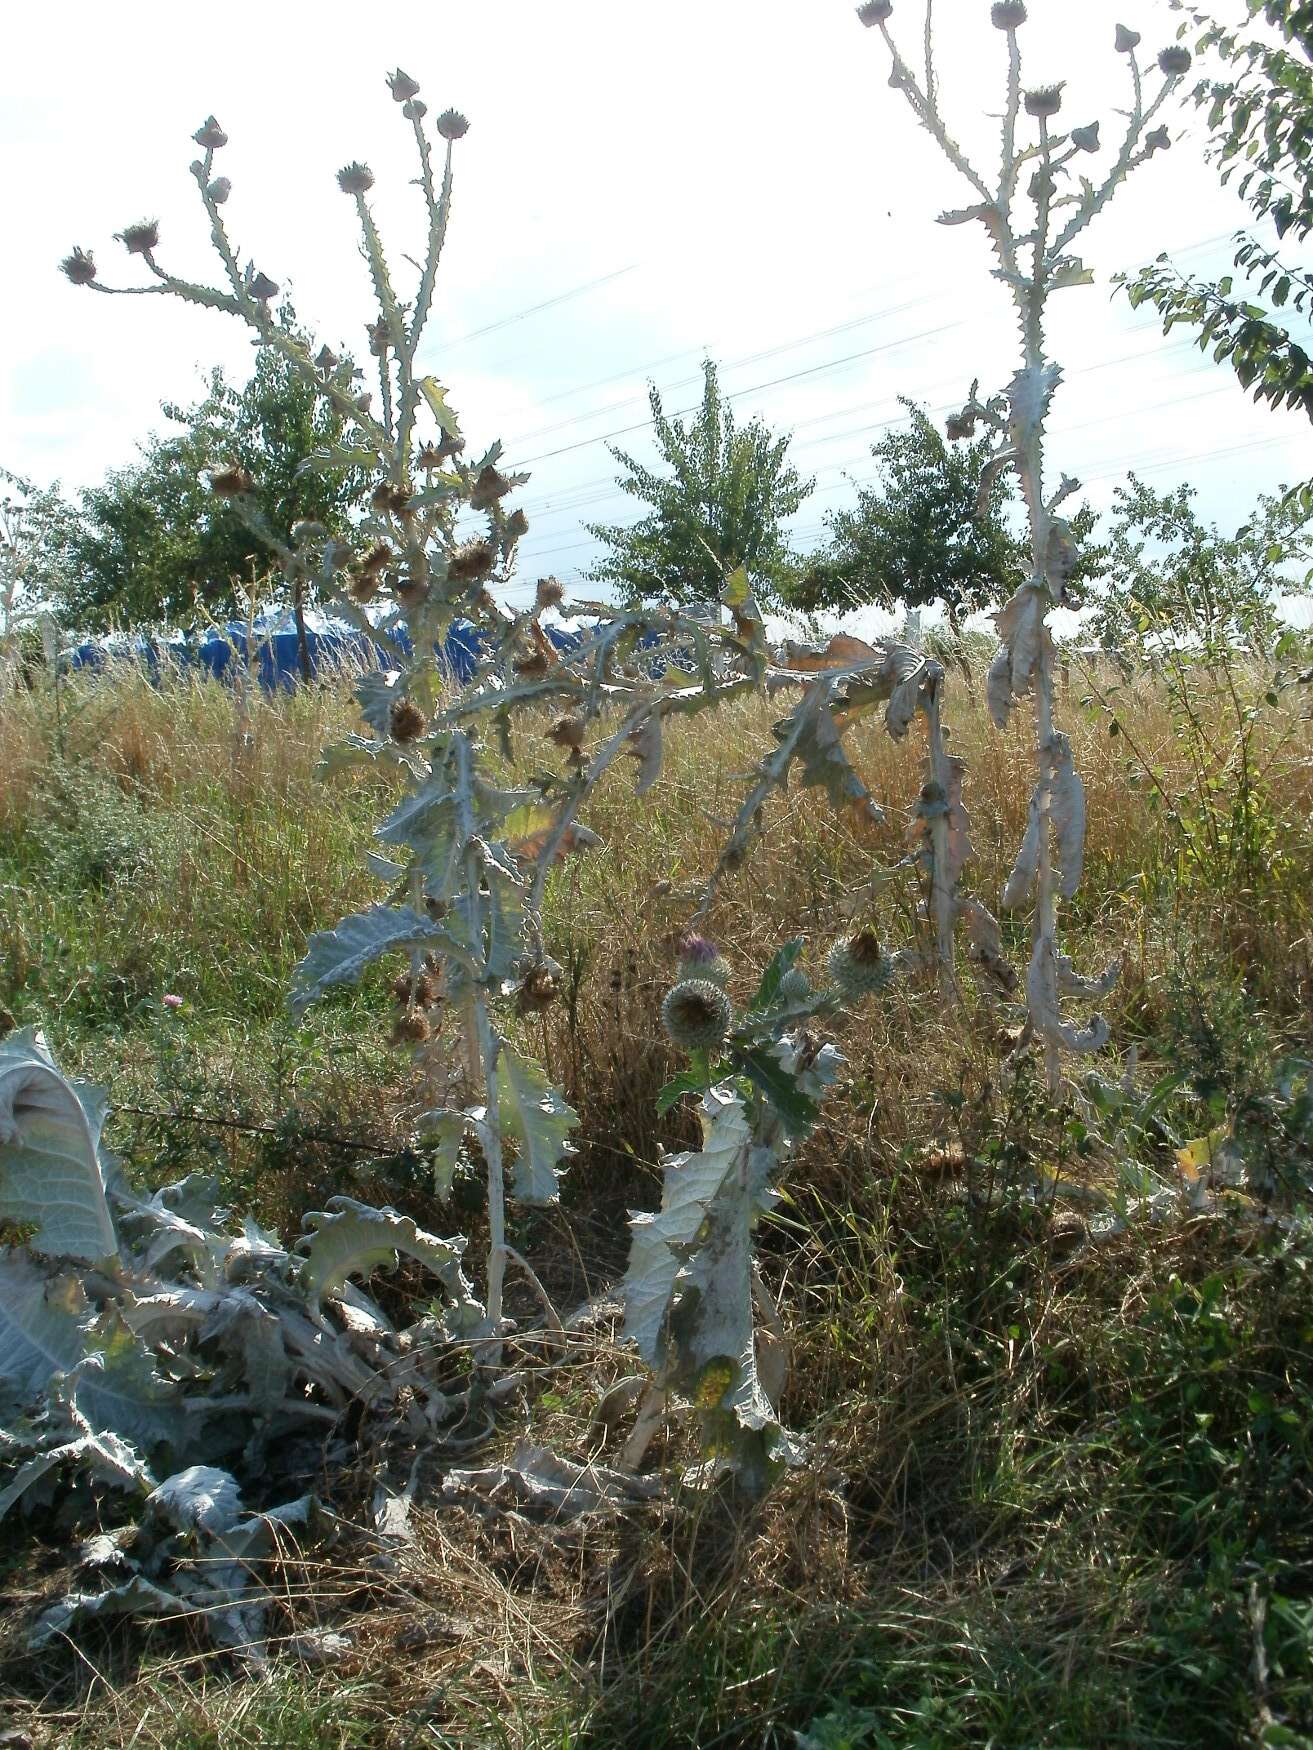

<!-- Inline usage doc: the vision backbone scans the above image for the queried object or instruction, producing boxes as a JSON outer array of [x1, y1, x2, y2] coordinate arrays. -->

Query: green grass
[[1, 662, 1311, 1747]]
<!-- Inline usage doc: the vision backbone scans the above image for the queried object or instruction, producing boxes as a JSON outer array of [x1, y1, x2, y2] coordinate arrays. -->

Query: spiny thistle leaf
[[0, 1031, 119, 1265], [495, 1044, 578, 1205], [289, 906, 451, 1017]]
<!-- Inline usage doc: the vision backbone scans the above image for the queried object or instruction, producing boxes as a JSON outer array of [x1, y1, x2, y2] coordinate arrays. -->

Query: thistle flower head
[[779, 967, 812, 1005], [1071, 123, 1100, 153], [403, 99, 428, 121], [247, 270, 279, 303], [436, 109, 470, 141], [387, 68, 421, 103], [661, 979, 733, 1054], [314, 344, 340, 373], [447, 538, 497, 586], [392, 1008, 432, 1046], [391, 969, 439, 1009], [209, 464, 255, 498], [1145, 125, 1172, 154], [1115, 24, 1141, 52], [207, 176, 232, 205], [536, 576, 565, 611], [337, 161, 375, 196], [360, 540, 393, 576], [676, 934, 731, 989], [546, 715, 586, 751], [193, 116, 228, 150], [991, 1, 1027, 27], [857, 0, 893, 23], [945, 412, 975, 441], [60, 247, 97, 286], [506, 508, 530, 543], [117, 220, 160, 256], [389, 698, 427, 743], [470, 465, 512, 511], [1157, 45, 1192, 78], [1024, 85, 1064, 119], [516, 964, 561, 1015], [417, 442, 444, 470], [826, 931, 893, 1001]]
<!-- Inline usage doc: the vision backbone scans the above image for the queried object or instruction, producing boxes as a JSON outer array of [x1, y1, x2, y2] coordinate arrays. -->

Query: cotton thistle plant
[[859, 2, 1187, 1087], [621, 941, 844, 1493]]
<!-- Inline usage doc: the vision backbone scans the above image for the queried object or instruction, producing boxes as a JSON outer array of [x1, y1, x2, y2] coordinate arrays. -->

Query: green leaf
[[657, 1069, 715, 1116], [496, 1044, 578, 1204], [749, 940, 805, 1014], [289, 905, 448, 1018], [297, 1195, 479, 1321], [0, 1031, 119, 1264], [417, 377, 461, 439], [733, 1046, 819, 1137]]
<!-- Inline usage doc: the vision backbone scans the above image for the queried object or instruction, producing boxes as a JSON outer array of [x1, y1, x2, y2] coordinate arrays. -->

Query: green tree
[[61, 305, 363, 666], [1119, 2, 1313, 436], [785, 400, 1101, 634], [586, 360, 812, 609]]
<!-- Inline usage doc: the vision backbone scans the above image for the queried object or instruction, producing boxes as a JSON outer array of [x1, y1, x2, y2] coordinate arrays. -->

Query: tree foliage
[[586, 361, 812, 610], [1119, 1, 1313, 425], [784, 401, 1100, 629], [59, 307, 363, 630]]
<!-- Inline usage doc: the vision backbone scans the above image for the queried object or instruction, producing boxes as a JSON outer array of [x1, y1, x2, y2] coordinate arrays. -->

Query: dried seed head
[[389, 698, 427, 743], [391, 969, 439, 1008], [1071, 123, 1100, 153], [506, 508, 530, 543], [209, 464, 255, 498], [248, 270, 279, 303], [514, 652, 550, 680], [857, 0, 893, 22], [1158, 45, 1192, 77], [991, 1, 1027, 27], [535, 576, 565, 611], [354, 392, 374, 414], [348, 571, 381, 604], [315, 344, 340, 373], [194, 116, 228, 150], [436, 432, 466, 460], [207, 177, 232, 204], [60, 247, 97, 286], [360, 540, 393, 576], [337, 161, 375, 196], [517, 964, 561, 1015], [1144, 125, 1172, 154], [779, 967, 812, 1005], [447, 538, 497, 586], [826, 931, 893, 1001], [397, 579, 430, 613], [1024, 85, 1064, 119], [945, 413, 974, 442], [417, 443, 444, 470], [117, 220, 160, 256], [470, 465, 513, 511], [436, 109, 471, 141], [1115, 23, 1141, 52], [403, 99, 428, 121], [546, 715, 587, 751], [661, 979, 733, 1054], [392, 1008, 432, 1046], [388, 69, 421, 103], [676, 934, 731, 989]]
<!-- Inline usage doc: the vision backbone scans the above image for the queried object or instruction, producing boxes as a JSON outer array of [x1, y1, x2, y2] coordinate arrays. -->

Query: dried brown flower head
[[403, 99, 428, 121], [991, 1, 1027, 27], [391, 969, 439, 1008], [209, 464, 255, 498], [360, 540, 393, 576], [516, 965, 561, 1015], [117, 220, 160, 255], [447, 539, 497, 586], [348, 572, 381, 605], [60, 247, 97, 286], [389, 699, 427, 743], [535, 576, 565, 611], [315, 344, 340, 373], [1115, 24, 1141, 52], [505, 508, 530, 543], [417, 443, 444, 470], [247, 270, 279, 303], [857, 0, 893, 22], [470, 465, 512, 511], [193, 116, 229, 150], [387, 69, 421, 103], [391, 1008, 432, 1046], [436, 109, 470, 141], [1071, 123, 1100, 153], [1024, 85, 1064, 119], [546, 715, 586, 750], [514, 652, 550, 680], [1157, 45, 1192, 77]]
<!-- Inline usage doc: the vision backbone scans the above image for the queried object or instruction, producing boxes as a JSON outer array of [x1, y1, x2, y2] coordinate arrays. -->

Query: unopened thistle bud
[[117, 220, 160, 256], [826, 931, 893, 1001], [354, 392, 373, 415], [1071, 123, 1100, 153], [505, 508, 530, 543], [536, 576, 565, 611], [389, 698, 427, 743], [546, 715, 587, 751], [209, 464, 255, 498], [470, 465, 512, 511], [779, 967, 812, 1005], [1144, 125, 1172, 154], [337, 162, 375, 196], [247, 271, 279, 303], [991, 1, 1027, 27], [1024, 85, 1064, 119], [661, 979, 733, 1054], [194, 116, 228, 150], [436, 109, 471, 141], [314, 344, 340, 373], [60, 247, 97, 286], [857, 0, 893, 23], [1115, 24, 1141, 52], [207, 176, 232, 204], [676, 934, 731, 989], [1157, 45, 1192, 77], [447, 538, 497, 585], [403, 99, 427, 121], [387, 69, 421, 103]]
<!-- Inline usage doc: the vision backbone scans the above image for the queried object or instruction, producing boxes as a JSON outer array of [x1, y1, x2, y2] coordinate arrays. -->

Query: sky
[[2, 0, 1309, 618]]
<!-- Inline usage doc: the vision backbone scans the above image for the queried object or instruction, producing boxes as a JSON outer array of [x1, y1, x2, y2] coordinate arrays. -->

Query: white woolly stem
[[925, 680, 958, 994]]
